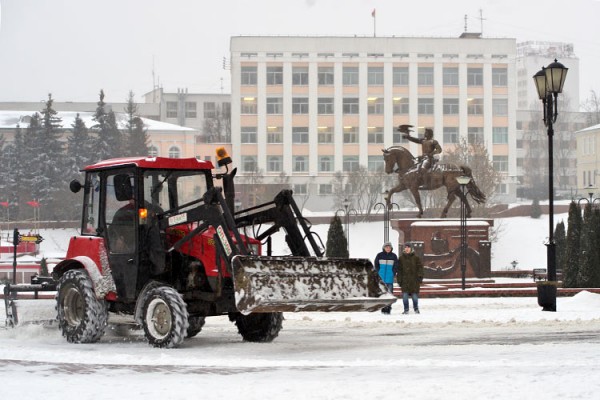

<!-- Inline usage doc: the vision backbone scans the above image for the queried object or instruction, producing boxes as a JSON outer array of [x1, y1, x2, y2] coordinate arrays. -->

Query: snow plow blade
[[231, 256, 396, 314], [3, 283, 57, 327]]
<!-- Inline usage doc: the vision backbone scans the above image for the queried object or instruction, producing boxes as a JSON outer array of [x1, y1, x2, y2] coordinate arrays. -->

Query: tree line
[[555, 201, 600, 288], [0, 90, 149, 221]]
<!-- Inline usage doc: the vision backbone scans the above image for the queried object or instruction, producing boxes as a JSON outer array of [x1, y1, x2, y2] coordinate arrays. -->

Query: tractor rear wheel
[[141, 286, 189, 348], [186, 315, 206, 338], [56, 269, 108, 343], [231, 312, 283, 342]]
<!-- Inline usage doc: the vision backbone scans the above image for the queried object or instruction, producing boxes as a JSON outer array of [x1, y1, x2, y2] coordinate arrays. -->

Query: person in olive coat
[[397, 243, 424, 314]]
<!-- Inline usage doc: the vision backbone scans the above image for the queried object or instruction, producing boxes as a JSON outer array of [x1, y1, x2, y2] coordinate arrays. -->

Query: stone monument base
[[391, 218, 493, 280]]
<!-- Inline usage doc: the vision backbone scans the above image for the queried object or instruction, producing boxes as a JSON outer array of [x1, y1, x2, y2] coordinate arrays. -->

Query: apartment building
[[230, 35, 517, 210], [576, 123, 600, 190]]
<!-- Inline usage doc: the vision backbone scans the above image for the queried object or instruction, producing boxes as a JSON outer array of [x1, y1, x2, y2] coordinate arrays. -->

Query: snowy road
[[2, 295, 600, 400]]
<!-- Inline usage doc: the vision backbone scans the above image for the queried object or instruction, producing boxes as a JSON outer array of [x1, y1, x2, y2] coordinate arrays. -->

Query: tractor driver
[[399, 125, 442, 174], [110, 174, 137, 253]]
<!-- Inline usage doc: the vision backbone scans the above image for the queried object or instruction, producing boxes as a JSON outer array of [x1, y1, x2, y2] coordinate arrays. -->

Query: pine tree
[[4, 125, 26, 219], [593, 208, 600, 287], [67, 113, 93, 172], [563, 201, 582, 288], [325, 214, 349, 258], [577, 203, 598, 287], [554, 220, 566, 277], [124, 91, 149, 156], [92, 90, 122, 161]]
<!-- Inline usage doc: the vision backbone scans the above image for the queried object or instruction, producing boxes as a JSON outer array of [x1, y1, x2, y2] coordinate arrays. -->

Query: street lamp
[[578, 184, 600, 208], [533, 59, 568, 312], [373, 191, 399, 243], [456, 175, 471, 290], [338, 198, 357, 255]]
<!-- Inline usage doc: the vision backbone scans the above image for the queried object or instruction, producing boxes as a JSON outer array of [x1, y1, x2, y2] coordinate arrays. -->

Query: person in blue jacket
[[374, 242, 398, 314]]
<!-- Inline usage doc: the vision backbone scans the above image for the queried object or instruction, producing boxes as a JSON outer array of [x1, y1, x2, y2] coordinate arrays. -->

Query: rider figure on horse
[[398, 125, 442, 175]]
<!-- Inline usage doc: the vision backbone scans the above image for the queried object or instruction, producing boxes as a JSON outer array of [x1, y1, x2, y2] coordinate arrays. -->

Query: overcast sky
[[0, 0, 599, 104]]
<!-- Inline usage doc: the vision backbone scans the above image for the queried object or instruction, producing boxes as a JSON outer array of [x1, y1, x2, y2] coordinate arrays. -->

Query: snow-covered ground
[[3, 212, 600, 400]]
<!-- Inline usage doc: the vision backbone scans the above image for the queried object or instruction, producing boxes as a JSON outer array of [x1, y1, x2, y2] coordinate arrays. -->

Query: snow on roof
[[0, 110, 195, 132]]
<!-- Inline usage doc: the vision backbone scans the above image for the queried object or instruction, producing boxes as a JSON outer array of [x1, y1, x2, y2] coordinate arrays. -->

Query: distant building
[[575, 123, 600, 190]]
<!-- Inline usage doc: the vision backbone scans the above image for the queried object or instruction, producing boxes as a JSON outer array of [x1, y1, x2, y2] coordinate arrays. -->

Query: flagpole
[[372, 9, 376, 37]]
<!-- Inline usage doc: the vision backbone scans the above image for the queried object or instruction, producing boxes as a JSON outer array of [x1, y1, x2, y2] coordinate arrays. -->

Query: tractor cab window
[[82, 172, 101, 235], [143, 169, 209, 212], [106, 173, 136, 253]]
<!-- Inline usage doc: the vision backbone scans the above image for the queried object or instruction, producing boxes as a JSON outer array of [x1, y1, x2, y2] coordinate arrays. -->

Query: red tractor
[[7, 149, 393, 347]]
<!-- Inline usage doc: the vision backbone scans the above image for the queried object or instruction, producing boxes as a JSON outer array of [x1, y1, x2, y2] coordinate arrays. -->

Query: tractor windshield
[[142, 169, 210, 212]]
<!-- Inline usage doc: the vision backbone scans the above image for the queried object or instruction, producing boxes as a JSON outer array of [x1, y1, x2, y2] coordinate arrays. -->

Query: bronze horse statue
[[382, 146, 486, 218]]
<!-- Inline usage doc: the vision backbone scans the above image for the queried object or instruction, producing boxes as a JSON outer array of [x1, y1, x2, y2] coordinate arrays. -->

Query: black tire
[[186, 315, 206, 338], [141, 286, 189, 348], [56, 269, 108, 343], [232, 312, 283, 342]]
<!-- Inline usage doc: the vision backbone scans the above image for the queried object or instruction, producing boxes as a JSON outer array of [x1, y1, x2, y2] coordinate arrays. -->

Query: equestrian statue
[[382, 125, 486, 218]]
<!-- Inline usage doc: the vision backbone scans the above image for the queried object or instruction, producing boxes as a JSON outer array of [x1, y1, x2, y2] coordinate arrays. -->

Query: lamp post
[[533, 59, 568, 312], [578, 185, 600, 208], [374, 191, 399, 243], [456, 175, 471, 290], [338, 198, 357, 255]]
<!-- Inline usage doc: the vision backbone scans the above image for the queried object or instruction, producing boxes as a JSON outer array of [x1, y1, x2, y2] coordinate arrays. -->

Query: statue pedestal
[[391, 218, 494, 280]]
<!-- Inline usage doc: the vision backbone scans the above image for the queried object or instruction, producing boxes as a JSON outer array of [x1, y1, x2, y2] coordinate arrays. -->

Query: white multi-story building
[[230, 35, 517, 210]]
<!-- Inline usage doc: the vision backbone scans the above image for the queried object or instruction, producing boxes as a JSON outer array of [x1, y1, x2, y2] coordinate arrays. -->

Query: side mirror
[[70, 180, 82, 193]]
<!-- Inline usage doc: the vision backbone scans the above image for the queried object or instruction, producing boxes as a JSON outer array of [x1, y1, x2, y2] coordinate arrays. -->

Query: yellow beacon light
[[216, 147, 232, 167]]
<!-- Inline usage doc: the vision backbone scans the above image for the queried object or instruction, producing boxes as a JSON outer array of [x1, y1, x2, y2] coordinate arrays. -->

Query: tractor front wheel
[[231, 312, 283, 342], [56, 269, 108, 343], [141, 286, 189, 348]]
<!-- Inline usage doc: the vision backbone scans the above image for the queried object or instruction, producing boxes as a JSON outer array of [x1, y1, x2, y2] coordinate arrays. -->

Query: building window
[[292, 127, 309, 144], [343, 156, 359, 172], [292, 97, 309, 114], [166, 101, 178, 118], [393, 97, 409, 115], [241, 97, 257, 114], [418, 66, 433, 86], [467, 67, 483, 86], [493, 98, 508, 116], [343, 66, 359, 85], [267, 126, 283, 143], [293, 183, 307, 195], [318, 66, 334, 85], [418, 98, 434, 114], [267, 156, 282, 172], [343, 98, 359, 114], [168, 146, 181, 158], [496, 183, 508, 194], [266, 97, 283, 114], [148, 145, 158, 157], [318, 127, 333, 144], [367, 97, 384, 114], [368, 155, 384, 172], [493, 155, 508, 172], [368, 66, 384, 85], [184, 102, 197, 118], [492, 68, 508, 86], [241, 126, 257, 143], [467, 98, 484, 115], [292, 66, 309, 85], [393, 131, 409, 144], [368, 127, 384, 144], [293, 156, 308, 172], [318, 97, 334, 115], [241, 156, 258, 172], [393, 67, 409, 86], [266, 66, 283, 85], [343, 126, 358, 143], [319, 184, 333, 195], [443, 127, 459, 144], [241, 66, 257, 85], [468, 127, 484, 144], [443, 98, 459, 115], [319, 155, 333, 172], [443, 67, 459, 86], [492, 127, 508, 144]]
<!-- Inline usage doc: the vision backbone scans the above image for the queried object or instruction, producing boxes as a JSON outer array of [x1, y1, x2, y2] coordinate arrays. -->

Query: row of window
[[165, 101, 231, 119], [240, 153, 510, 174], [241, 66, 508, 87], [241, 97, 508, 116], [240, 126, 509, 145]]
